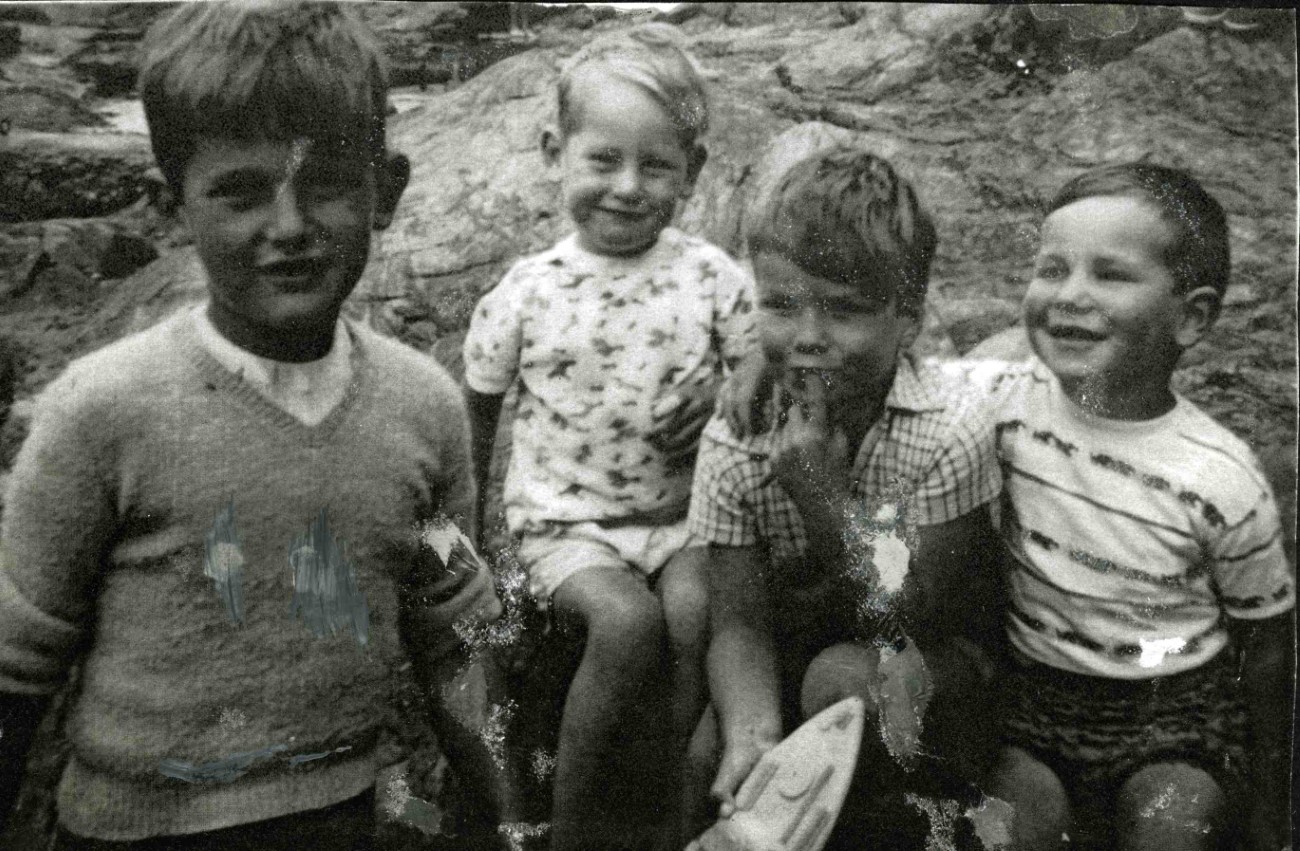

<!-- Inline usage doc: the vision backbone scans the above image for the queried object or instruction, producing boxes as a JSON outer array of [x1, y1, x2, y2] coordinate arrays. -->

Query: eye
[[209, 175, 274, 210], [759, 295, 797, 315], [588, 151, 619, 171], [1034, 258, 1067, 281], [823, 297, 880, 317], [642, 157, 676, 174], [1096, 267, 1137, 283]]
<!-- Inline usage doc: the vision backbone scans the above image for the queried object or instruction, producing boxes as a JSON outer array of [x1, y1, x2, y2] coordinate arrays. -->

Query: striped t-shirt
[[990, 359, 1293, 679]]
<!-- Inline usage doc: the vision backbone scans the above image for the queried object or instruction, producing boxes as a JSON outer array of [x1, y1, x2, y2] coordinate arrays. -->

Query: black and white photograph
[[0, 2, 1295, 850]]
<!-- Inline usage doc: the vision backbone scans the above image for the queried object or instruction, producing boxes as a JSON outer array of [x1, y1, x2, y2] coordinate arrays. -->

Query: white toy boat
[[688, 696, 865, 851]]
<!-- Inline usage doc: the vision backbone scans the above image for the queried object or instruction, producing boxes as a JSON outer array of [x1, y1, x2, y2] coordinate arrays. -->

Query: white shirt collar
[[192, 305, 354, 426]]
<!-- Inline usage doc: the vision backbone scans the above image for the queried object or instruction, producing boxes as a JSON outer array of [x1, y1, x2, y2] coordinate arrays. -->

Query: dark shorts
[[774, 599, 1001, 795], [1001, 649, 1249, 806]]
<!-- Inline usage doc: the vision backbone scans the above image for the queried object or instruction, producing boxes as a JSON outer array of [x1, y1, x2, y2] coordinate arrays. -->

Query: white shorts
[[517, 518, 698, 607]]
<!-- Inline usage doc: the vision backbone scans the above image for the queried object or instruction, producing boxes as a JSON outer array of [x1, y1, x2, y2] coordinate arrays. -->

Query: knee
[[800, 643, 881, 719], [585, 591, 664, 665], [1116, 762, 1226, 850], [986, 747, 1071, 850], [659, 550, 709, 651]]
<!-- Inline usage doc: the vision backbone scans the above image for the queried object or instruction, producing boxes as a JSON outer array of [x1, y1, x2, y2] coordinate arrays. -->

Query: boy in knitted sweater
[[0, 4, 513, 848]]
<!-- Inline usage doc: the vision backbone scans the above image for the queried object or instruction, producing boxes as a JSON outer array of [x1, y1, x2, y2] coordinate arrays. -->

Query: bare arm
[[705, 544, 783, 815], [398, 551, 523, 831], [465, 389, 504, 540], [911, 506, 1006, 651], [1229, 610, 1294, 851]]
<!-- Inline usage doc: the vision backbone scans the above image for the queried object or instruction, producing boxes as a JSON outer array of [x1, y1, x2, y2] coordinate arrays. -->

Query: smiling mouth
[[596, 207, 647, 221], [1046, 324, 1106, 342], [257, 257, 327, 283]]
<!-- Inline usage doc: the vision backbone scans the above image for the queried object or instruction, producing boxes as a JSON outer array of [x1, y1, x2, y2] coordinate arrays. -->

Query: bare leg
[[681, 707, 722, 841], [656, 548, 711, 848], [549, 567, 665, 851], [659, 548, 711, 759], [984, 746, 1071, 850], [1115, 762, 1226, 851]]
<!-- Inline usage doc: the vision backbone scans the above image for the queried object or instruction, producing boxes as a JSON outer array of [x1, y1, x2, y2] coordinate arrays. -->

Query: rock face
[[0, 131, 157, 222]]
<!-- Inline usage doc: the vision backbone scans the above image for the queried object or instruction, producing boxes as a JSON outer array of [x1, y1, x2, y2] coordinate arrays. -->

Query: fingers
[[709, 753, 750, 814], [800, 373, 829, 432]]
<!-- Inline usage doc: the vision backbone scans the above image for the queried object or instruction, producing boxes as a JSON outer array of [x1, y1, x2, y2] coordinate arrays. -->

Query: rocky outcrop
[[0, 131, 157, 221]]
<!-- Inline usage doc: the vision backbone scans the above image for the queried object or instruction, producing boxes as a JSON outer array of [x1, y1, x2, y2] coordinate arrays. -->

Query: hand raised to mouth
[[770, 376, 850, 506]]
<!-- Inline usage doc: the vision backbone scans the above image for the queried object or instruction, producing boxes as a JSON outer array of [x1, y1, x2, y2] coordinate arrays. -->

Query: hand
[[720, 350, 775, 438], [709, 732, 780, 819], [648, 387, 714, 468], [770, 377, 849, 505]]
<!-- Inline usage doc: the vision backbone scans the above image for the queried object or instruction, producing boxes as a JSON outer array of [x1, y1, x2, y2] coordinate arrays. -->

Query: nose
[[610, 164, 643, 199], [1051, 267, 1096, 313], [791, 308, 828, 355], [266, 183, 310, 246]]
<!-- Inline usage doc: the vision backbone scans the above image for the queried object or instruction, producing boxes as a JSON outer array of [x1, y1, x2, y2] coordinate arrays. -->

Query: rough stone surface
[[0, 131, 156, 222]]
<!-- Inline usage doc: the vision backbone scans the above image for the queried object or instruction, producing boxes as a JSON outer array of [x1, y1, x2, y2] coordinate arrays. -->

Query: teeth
[[1049, 326, 1104, 341]]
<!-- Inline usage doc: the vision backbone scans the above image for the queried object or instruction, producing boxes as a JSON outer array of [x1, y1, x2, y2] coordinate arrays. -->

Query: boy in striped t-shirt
[[984, 164, 1293, 851]]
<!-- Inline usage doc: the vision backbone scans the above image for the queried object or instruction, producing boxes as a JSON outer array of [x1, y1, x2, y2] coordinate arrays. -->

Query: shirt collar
[[884, 352, 947, 413], [191, 304, 351, 393]]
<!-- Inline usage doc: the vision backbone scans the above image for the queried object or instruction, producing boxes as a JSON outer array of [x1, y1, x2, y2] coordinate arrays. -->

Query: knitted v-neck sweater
[[0, 311, 492, 840]]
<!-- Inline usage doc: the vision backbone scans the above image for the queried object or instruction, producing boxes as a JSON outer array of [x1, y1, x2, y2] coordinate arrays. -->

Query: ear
[[540, 129, 563, 168], [682, 143, 708, 198], [1174, 285, 1220, 348], [372, 152, 410, 231]]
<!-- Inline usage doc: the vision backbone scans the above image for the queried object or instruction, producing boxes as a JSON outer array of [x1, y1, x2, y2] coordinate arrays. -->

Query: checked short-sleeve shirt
[[688, 354, 1000, 591]]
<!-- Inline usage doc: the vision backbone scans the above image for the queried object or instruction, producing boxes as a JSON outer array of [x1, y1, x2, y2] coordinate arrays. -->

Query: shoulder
[[697, 415, 772, 486], [901, 356, 1001, 445], [476, 238, 581, 311], [1167, 397, 1275, 522], [661, 229, 746, 275], [46, 311, 194, 413], [351, 323, 465, 419], [506, 237, 578, 281], [947, 353, 1042, 410]]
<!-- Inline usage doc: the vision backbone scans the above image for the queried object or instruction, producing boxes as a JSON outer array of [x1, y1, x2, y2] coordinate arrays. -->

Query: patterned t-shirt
[[688, 354, 1000, 595], [464, 228, 756, 534], [988, 358, 1294, 679]]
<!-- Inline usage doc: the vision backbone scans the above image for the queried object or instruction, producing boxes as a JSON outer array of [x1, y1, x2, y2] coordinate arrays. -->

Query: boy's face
[[178, 135, 407, 358], [544, 73, 703, 258], [753, 252, 912, 416], [1024, 195, 1214, 410]]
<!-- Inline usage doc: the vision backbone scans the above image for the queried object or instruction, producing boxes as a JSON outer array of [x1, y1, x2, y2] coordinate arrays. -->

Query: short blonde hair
[[557, 23, 709, 149], [139, 0, 389, 191]]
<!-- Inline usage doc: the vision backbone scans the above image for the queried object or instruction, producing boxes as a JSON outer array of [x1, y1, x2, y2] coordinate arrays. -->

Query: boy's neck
[[206, 304, 337, 363], [1059, 378, 1177, 422]]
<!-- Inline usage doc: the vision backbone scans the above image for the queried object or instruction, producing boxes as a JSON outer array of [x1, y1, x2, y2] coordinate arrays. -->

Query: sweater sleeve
[[401, 369, 501, 661], [0, 365, 118, 695]]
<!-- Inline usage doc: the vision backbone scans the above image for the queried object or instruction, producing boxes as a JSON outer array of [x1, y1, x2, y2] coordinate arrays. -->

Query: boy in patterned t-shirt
[[462, 25, 755, 851]]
